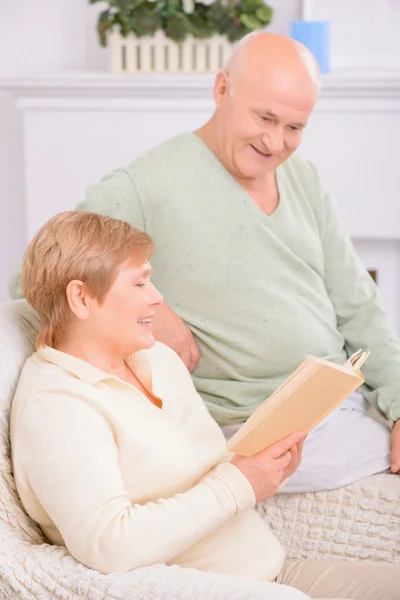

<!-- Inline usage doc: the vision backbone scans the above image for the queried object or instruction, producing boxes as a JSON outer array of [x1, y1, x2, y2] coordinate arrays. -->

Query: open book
[[227, 349, 370, 457]]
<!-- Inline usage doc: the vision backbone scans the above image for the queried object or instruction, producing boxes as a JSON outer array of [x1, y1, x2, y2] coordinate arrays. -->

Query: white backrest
[[0, 300, 44, 543]]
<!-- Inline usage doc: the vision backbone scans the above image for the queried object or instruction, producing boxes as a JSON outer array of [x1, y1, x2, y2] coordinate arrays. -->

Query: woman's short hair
[[21, 211, 155, 348]]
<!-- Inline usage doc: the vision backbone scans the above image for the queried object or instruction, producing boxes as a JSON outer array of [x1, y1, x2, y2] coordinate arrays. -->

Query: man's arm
[[308, 161, 400, 424]]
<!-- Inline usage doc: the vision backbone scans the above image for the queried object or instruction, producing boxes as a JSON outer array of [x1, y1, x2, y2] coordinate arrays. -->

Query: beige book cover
[[227, 350, 370, 457]]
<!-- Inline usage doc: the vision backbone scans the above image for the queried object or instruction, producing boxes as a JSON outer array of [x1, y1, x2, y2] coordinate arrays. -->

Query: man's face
[[214, 71, 317, 180]]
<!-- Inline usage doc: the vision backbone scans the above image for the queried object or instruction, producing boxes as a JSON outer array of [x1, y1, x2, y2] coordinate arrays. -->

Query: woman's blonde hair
[[21, 211, 155, 348]]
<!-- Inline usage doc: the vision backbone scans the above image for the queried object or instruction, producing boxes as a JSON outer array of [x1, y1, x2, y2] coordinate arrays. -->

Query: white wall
[[0, 0, 300, 301], [303, 0, 400, 70], [0, 0, 88, 301]]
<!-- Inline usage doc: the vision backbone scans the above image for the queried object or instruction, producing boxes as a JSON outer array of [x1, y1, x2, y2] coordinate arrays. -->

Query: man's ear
[[66, 280, 91, 320], [213, 71, 230, 107]]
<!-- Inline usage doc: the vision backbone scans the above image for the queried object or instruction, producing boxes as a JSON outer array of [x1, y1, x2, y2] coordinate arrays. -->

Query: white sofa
[[0, 300, 398, 599]]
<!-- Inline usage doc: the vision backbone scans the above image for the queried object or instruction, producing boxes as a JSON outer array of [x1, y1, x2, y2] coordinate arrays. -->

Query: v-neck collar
[[39, 345, 151, 388], [188, 131, 285, 223]]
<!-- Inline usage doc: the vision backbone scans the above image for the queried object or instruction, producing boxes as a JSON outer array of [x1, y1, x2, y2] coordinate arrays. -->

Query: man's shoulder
[[124, 132, 199, 178], [80, 133, 200, 220]]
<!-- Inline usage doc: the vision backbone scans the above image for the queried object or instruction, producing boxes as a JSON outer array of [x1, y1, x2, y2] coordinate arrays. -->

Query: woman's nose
[[148, 282, 163, 306]]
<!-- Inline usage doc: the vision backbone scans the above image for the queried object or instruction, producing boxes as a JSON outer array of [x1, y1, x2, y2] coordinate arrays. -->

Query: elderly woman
[[10, 212, 398, 600]]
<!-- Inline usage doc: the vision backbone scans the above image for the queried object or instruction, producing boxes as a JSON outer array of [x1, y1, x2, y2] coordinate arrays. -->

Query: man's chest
[[149, 196, 323, 293]]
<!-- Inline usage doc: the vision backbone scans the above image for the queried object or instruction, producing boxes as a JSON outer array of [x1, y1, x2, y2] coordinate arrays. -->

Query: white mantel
[[4, 70, 400, 101], [2, 70, 400, 331]]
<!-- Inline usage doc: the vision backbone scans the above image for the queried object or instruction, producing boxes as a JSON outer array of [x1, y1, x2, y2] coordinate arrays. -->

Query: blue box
[[291, 20, 330, 73]]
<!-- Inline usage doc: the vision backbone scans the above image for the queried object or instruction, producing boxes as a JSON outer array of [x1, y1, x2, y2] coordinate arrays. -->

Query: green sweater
[[10, 132, 400, 425]]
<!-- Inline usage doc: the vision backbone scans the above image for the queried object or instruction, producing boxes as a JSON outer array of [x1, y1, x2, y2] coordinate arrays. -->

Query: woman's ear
[[65, 280, 91, 320]]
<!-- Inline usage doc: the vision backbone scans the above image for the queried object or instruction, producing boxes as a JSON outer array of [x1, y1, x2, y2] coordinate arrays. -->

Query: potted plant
[[90, 0, 273, 74]]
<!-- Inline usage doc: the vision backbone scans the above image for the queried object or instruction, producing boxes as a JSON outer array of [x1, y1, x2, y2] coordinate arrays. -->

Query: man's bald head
[[226, 32, 321, 99]]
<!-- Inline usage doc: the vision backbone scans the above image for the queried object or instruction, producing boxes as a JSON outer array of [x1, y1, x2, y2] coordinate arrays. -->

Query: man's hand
[[390, 420, 400, 473], [152, 302, 200, 372]]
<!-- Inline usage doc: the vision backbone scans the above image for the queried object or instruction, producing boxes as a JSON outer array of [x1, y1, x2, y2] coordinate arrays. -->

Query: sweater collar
[[37, 345, 151, 386]]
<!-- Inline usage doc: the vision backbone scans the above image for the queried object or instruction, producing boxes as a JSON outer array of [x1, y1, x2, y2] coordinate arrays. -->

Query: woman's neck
[[56, 336, 128, 380], [56, 328, 161, 406]]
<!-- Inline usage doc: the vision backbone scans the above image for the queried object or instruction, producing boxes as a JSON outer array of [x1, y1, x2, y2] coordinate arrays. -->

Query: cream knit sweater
[[10, 341, 284, 579]]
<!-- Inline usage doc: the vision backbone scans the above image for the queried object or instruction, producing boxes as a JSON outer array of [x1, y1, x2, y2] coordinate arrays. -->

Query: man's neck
[[194, 124, 279, 215]]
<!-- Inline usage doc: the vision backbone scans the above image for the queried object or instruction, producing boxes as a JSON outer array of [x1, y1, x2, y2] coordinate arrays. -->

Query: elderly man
[[10, 33, 400, 493]]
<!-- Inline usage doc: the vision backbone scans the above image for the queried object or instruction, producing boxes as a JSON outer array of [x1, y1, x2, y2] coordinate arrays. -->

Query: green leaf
[[225, 23, 248, 43], [90, 0, 274, 44], [130, 4, 163, 36], [96, 9, 113, 46], [98, 8, 111, 23], [164, 12, 191, 42], [240, 13, 262, 30], [255, 5, 273, 24], [240, 0, 262, 13], [115, 0, 144, 8], [189, 8, 218, 39], [207, 2, 233, 30], [97, 24, 109, 47], [159, 2, 181, 18]]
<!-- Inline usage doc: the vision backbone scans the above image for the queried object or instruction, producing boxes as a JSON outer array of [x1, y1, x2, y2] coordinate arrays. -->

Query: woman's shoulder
[[11, 353, 66, 440], [16, 350, 84, 396], [11, 351, 94, 425], [15, 351, 56, 397]]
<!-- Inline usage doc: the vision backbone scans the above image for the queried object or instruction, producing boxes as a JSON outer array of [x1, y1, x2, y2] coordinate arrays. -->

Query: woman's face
[[86, 260, 163, 356]]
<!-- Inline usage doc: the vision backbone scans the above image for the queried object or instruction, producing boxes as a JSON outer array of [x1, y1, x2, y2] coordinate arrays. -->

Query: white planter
[[109, 30, 234, 74]]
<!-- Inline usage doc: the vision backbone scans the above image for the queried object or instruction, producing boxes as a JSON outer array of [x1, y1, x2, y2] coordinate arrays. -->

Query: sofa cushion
[[0, 299, 44, 544]]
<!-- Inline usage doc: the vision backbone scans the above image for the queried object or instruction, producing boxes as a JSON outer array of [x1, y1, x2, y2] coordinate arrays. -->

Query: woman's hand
[[230, 431, 305, 502], [281, 439, 304, 482]]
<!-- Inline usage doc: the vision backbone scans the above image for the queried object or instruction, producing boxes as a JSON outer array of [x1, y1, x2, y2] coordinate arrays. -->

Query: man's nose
[[261, 131, 284, 154]]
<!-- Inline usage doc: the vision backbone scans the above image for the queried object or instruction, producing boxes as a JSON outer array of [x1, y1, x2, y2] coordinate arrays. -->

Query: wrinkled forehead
[[232, 65, 318, 114]]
